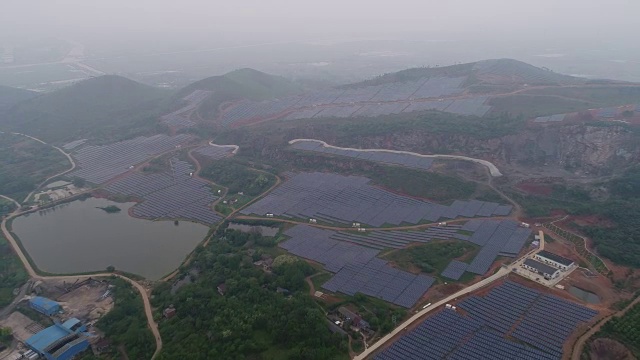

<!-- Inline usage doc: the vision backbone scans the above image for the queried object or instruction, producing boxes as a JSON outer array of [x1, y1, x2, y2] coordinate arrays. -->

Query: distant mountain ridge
[[0, 75, 170, 143], [174, 68, 303, 119], [349, 58, 588, 88]]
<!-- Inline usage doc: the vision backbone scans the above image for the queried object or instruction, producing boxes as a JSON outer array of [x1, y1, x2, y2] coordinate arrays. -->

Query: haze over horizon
[[1, 0, 639, 88], [2, 0, 638, 41]]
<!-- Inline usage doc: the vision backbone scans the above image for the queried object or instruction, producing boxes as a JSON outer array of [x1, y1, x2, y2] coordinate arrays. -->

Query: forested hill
[[178, 68, 302, 100], [175, 68, 303, 119], [0, 85, 37, 110], [349, 58, 589, 88], [0, 75, 170, 143]]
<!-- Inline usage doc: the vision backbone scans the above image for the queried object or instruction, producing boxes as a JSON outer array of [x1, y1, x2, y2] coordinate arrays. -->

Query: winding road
[[288, 139, 503, 177], [0, 133, 162, 359]]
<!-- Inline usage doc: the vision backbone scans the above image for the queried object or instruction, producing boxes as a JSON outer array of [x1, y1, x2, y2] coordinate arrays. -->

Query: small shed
[[163, 307, 176, 319], [217, 283, 227, 296]]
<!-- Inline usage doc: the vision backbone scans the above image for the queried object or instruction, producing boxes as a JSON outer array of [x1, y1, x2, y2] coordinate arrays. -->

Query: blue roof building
[[29, 297, 62, 316], [25, 322, 89, 360], [62, 318, 86, 333]]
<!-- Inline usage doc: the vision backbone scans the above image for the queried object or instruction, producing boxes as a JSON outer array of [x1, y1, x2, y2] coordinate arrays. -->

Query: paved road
[[288, 139, 503, 177], [207, 141, 239, 154], [355, 231, 546, 359]]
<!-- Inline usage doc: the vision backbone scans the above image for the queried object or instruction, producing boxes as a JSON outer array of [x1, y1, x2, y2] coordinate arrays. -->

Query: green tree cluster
[[96, 278, 155, 360], [201, 160, 275, 196], [151, 228, 348, 359]]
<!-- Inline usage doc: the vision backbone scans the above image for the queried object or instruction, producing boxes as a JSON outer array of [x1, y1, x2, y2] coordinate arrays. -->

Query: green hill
[[176, 68, 302, 119], [0, 85, 37, 110], [1, 75, 170, 143], [349, 58, 587, 88]]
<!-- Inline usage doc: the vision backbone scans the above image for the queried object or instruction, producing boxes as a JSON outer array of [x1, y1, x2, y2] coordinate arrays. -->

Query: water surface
[[568, 286, 600, 304], [12, 197, 208, 279]]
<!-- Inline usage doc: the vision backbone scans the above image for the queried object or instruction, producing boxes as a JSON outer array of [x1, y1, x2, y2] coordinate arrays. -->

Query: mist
[[1, 0, 639, 89]]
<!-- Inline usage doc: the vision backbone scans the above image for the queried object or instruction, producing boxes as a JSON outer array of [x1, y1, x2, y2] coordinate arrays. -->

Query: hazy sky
[[2, 0, 638, 42]]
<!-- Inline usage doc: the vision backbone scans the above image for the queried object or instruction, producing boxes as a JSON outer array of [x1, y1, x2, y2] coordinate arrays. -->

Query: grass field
[[382, 240, 479, 275]]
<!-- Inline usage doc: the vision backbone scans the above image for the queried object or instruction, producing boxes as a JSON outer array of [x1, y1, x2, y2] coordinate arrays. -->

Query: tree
[[106, 265, 115, 272], [72, 177, 86, 188]]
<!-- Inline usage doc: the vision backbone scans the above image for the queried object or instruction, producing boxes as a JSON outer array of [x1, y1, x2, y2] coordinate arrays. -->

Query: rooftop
[[26, 324, 73, 352], [29, 296, 60, 311], [537, 250, 574, 266], [524, 258, 560, 276]]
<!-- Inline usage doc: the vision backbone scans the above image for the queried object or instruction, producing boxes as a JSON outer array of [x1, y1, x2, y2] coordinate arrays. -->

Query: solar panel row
[[193, 145, 234, 160], [280, 225, 434, 308], [217, 76, 494, 126], [241, 172, 512, 227], [161, 90, 212, 128], [104, 158, 222, 225], [375, 281, 597, 360], [69, 134, 193, 184]]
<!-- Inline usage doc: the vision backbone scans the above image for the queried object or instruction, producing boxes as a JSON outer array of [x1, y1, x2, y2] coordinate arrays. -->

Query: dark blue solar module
[[70, 134, 193, 184], [241, 172, 512, 227], [441, 260, 469, 280], [161, 90, 212, 128], [217, 76, 493, 126], [280, 225, 434, 308], [104, 158, 222, 225], [375, 281, 597, 360], [194, 145, 234, 160]]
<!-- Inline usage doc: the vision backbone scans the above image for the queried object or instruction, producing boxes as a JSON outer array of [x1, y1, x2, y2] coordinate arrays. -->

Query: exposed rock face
[[328, 125, 638, 176]]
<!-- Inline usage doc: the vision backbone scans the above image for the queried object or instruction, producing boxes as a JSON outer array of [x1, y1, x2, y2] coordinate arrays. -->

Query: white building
[[522, 258, 561, 280], [534, 250, 575, 271]]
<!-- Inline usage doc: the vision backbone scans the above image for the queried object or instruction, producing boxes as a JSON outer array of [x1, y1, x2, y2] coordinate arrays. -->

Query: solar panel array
[[161, 90, 212, 128], [465, 220, 532, 275], [62, 139, 87, 150], [69, 134, 193, 184], [330, 225, 464, 250], [473, 59, 583, 85], [194, 145, 234, 160], [217, 76, 494, 127], [104, 158, 222, 225], [440, 260, 469, 280], [376, 281, 598, 360], [290, 140, 433, 171], [281, 225, 379, 272], [241, 172, 512, 226], [534, 114, 566, 123], [597, 107, 617, 118], [281, 226, 434, 307], [323, 259, 435, 308]]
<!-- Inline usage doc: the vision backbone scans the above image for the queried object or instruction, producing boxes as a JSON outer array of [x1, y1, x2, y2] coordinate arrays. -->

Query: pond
[[568, 286, 601, 304], [12, 197, 209, 280], [45, 180, 71, 189]]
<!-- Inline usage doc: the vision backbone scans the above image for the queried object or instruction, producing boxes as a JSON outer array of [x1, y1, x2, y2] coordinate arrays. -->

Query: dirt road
[[571, 295, 640, 360], [289, 139, 503, 177]]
